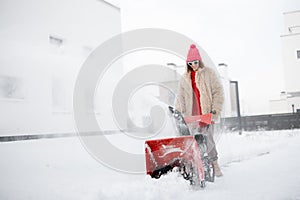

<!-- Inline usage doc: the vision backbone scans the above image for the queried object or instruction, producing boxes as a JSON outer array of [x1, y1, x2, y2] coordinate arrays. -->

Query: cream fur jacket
[[175, 66, 224, 121]]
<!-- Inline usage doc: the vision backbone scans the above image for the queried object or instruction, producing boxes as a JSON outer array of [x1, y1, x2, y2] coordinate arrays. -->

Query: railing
[[221, 112, 300, 132]]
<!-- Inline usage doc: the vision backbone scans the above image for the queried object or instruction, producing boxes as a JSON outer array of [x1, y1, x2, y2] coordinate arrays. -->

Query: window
[[297, 50, 300, 59], [0, 75, 25, 100], [289, 26, 300, 34], [49, 35, 64, 46]]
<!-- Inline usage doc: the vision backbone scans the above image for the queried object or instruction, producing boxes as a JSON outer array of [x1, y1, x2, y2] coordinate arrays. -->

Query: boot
[[213, 160, 223, 177]]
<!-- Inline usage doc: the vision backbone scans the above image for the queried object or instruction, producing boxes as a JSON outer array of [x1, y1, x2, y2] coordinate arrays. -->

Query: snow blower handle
[[183, 113, 213, 125]]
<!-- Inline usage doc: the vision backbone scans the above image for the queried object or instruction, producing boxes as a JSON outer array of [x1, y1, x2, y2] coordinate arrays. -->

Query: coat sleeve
[[174, 79, 186, 115], [209, 68, 224, 121]]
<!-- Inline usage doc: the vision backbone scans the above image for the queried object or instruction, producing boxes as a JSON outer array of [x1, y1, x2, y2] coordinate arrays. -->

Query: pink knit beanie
[[186, 44, 202, 62]]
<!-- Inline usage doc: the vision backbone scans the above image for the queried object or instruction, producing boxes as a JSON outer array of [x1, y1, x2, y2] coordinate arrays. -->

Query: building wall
[[270, 10, 300, 114], [281, 11, 300, 93], [269, 95, 289, 114], [281, 35, 300, 93], [0, 0, 121, 136], [218, 64, 233, 118], [284, 10, 300, 34], [287, 96, 300, 113]]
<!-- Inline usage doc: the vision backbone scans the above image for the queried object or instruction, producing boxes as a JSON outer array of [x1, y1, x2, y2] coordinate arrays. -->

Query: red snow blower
[[145, 106, 215, 188]]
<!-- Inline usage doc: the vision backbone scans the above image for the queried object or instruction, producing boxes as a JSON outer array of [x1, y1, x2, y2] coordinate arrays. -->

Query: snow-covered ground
[[1, 129, 300, 200]]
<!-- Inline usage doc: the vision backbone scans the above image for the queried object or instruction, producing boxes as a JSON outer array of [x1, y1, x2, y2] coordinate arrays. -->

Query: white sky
[[110, 0, 300, 115]]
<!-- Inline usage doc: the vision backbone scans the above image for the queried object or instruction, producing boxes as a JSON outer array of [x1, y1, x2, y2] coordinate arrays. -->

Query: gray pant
[[195, 125, 218, 161]]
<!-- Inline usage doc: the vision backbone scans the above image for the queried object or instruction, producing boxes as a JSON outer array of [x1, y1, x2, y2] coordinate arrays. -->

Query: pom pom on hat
[[190, 44, 196, 48], [186, 44, 202, 62]]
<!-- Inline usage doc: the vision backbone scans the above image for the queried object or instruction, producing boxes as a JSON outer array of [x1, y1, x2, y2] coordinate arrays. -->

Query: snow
[[1, 129, 300, 200]]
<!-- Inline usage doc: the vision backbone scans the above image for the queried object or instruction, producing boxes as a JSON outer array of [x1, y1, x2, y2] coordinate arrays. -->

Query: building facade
[[270, 10, 300, 114], [0, 0, 121, 136]]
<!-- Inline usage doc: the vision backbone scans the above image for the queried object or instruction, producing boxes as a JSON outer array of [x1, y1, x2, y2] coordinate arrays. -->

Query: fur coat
[[175, 66, 224, 121]]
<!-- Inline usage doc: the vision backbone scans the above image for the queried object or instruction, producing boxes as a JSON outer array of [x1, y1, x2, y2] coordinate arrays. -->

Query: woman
[[175, 44, 224, 177]]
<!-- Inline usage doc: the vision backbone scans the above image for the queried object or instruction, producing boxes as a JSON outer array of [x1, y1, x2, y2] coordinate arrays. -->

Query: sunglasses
[[187, 60, 199, 66]]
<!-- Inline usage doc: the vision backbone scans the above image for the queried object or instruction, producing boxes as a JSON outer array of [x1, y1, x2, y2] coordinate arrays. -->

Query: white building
[[0, 0, 121, 136], [218, 63, 236, 118], [270, 10, 300, 114]]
